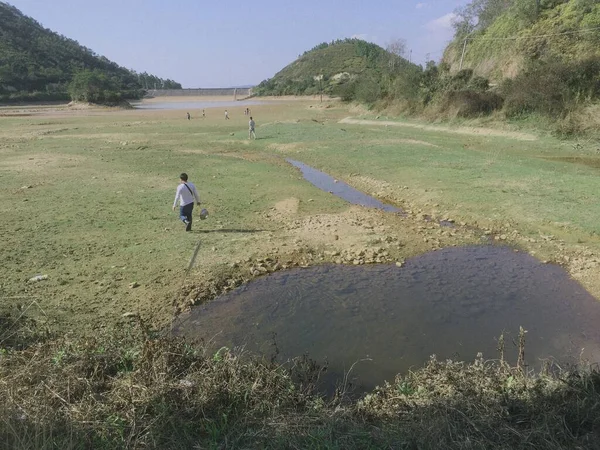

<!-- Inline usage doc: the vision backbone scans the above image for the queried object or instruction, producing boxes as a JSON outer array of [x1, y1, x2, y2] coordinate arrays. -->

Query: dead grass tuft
[[1, 314, 600, 449]]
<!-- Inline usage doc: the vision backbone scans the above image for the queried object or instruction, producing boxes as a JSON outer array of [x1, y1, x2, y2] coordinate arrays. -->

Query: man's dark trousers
[[180, 202, 194, 231]]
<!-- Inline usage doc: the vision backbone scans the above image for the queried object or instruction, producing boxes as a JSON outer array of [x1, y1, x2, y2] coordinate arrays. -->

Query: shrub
[[502, 66, 565, 118], [563, 57, 600, 101], [502, 57, 600, 119], [443, 89, 504, 117], [468, 76, 490, 92], [334, 80, 357, 102], [452, 68, 475, 84], [354, 77, 381, 104], [389, 68, 422, 101], [503, 80, 567, 118], [444, 69, 477, 92]]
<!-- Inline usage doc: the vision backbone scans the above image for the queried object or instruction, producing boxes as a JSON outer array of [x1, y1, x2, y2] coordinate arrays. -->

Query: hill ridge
[[255, 38, 418, 100], [443, 0, 600, 81], [0, 1, 181, 102]]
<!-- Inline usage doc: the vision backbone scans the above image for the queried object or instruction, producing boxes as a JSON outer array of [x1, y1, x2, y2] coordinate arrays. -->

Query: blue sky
[[10, 0, 470, 88]]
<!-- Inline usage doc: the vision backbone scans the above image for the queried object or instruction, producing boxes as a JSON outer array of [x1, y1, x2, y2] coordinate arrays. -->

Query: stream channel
[[173, 160, 600, 392]]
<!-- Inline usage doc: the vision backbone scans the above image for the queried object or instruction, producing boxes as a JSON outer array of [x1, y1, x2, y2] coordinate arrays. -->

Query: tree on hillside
[[386, 39, 407, 58], [137, 72, 182, 90], [386, 39, 408, 71], [453, 0, 515, 36], [68, 69, 122, 104]]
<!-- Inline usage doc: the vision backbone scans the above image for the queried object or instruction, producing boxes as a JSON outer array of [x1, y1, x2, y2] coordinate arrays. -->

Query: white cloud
[[418, 12, 458, 64], [416, 2, 427, 9], [425, 12, 457, 32]]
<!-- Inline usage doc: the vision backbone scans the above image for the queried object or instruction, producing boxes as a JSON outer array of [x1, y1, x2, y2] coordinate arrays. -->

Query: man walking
[[172, 172, 201, 232], [225, 110, 230, 120], [248, 116, 256, 140]]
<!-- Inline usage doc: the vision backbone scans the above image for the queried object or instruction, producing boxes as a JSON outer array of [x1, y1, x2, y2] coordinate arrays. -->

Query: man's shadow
[[190, 228, 269, 234]]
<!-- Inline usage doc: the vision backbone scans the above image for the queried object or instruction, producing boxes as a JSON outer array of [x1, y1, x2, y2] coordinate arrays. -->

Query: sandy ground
[[138, 95, 240, 103]]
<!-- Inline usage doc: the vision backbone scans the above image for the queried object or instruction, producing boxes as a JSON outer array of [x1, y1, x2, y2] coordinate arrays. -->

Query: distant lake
[[130, 99, 264, 111]]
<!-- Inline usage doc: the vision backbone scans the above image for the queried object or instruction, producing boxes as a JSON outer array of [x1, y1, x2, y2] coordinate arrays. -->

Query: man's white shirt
[[173, 182, 200, 208]]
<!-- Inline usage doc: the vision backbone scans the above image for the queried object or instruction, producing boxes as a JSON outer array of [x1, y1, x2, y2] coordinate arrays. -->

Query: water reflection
[[287, 159, 402, 213]]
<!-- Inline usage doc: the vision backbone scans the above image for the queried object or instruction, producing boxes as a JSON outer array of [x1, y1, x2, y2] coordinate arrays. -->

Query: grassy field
[[0, 101, 352, 326], [1, 99, 600, 330], [2, 98, 600, 448]]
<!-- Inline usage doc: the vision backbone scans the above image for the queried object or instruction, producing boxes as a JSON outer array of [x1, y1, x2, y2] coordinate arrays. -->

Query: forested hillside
[[444, 0, 600, 81], [255, 39, 421, 103], [0, 1, 181, 103]]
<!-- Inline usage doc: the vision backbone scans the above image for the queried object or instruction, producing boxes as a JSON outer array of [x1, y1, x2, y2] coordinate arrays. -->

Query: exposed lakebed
[[173, 245, 600, 391], [130, 99, 264, 111]]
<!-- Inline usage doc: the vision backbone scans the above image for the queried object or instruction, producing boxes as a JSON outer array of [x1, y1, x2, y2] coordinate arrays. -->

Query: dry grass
[[2, 312, 600, 449], [338, 117, 538, 141]]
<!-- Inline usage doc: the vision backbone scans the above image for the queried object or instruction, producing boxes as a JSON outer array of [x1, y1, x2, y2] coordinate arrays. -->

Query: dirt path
[[339, 117, 538, 141]]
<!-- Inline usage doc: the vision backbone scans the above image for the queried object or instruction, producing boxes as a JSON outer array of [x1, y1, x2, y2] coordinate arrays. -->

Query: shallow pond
[[174, 246, 600, 391]]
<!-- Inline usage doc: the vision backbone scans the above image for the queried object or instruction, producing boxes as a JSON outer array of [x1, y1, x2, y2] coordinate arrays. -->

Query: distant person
[[172, 172, 201, 232], [225, 110, 230, 120], [249, 116, 256, 140], [187, 112, 191, 120], [202, 109, 206, 119]]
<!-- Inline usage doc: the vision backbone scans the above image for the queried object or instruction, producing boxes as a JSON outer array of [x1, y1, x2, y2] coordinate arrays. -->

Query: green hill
[[255, 39, 419, 101], [443, 0, 600, 81], [0, 1, 181, 103]]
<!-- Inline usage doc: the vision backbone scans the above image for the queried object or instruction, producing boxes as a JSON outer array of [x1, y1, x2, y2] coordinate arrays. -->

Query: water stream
[[287, 159, 402, 213]]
